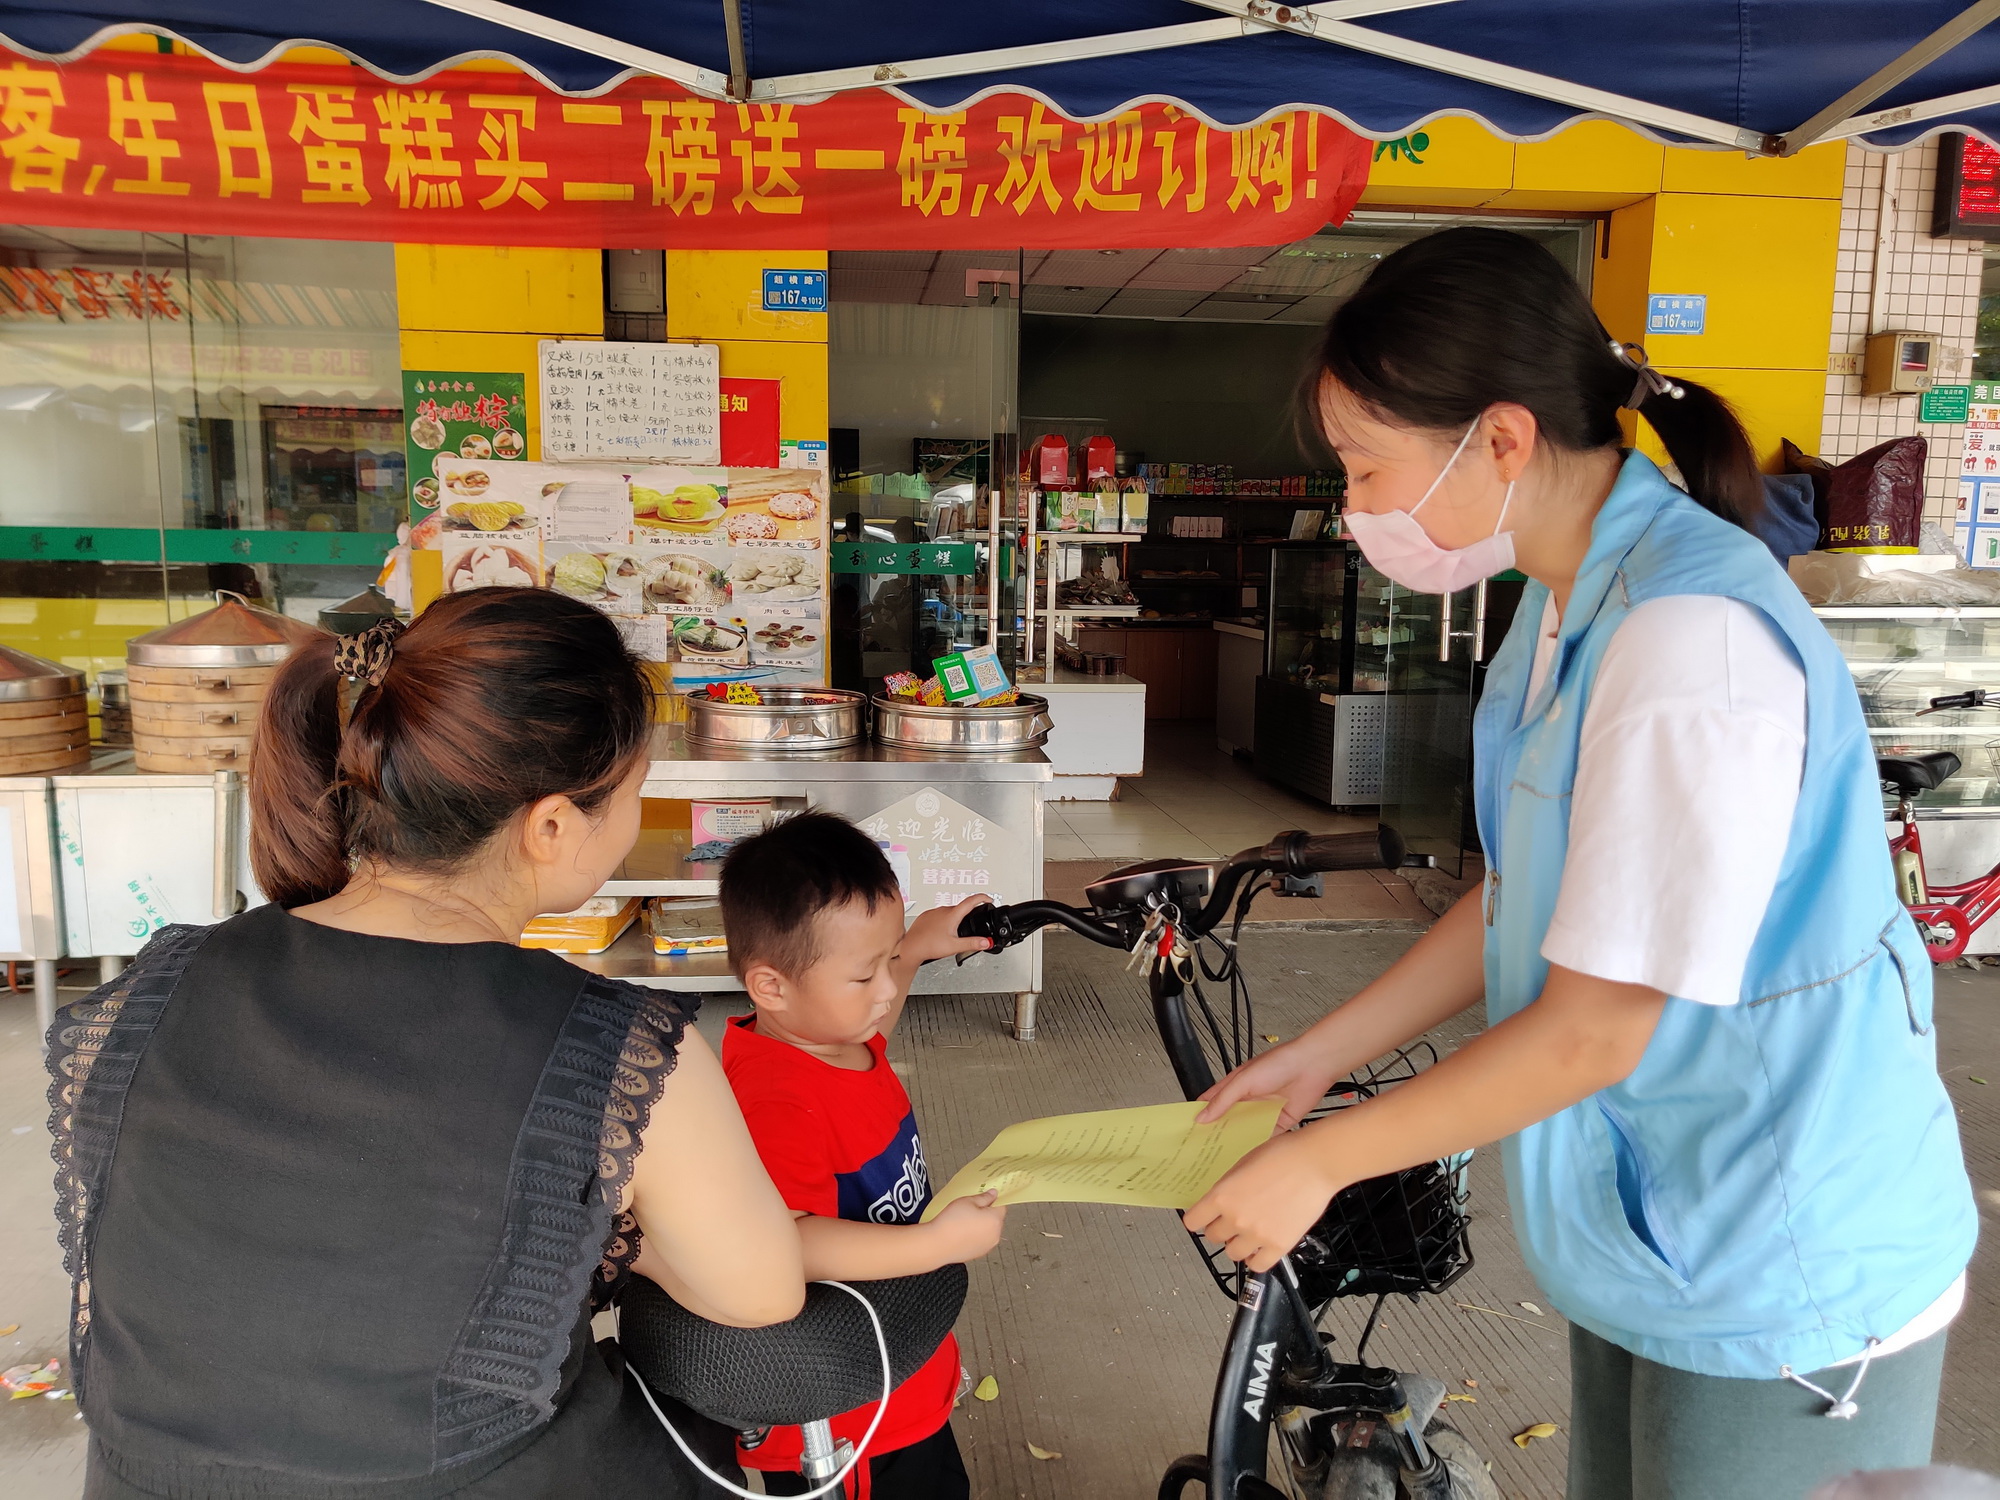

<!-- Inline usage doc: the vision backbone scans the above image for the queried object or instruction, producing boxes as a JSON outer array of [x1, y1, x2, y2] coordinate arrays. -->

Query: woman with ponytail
[[49, 588, 804, 1498], [1190, 228, 1973, 1497]]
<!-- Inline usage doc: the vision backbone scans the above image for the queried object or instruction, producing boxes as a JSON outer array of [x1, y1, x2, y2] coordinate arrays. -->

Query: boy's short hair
[[719, 811, 903, 978]]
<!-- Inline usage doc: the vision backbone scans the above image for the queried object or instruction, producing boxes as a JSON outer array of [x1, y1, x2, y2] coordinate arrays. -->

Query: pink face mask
[[1342, 421, 1516, 595]]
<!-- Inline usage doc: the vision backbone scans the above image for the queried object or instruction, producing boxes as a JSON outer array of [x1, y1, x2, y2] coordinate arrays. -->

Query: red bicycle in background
[[1882, 690, 2000, 963]]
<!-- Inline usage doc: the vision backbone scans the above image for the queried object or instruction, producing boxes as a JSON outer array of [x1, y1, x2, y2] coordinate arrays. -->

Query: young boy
[[717, 811, 1006, 1499]]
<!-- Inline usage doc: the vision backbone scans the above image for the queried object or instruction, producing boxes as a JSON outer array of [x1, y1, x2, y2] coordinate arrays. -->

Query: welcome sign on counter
[[540, 340, 721, 465]]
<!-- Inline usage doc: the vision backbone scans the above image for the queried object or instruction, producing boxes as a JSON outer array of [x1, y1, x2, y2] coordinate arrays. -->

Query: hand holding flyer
[[921, 1099, 1285, 1220]]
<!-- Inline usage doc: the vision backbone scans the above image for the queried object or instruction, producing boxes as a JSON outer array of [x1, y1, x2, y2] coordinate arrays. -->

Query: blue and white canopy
[[5, 0, 2000, 152]]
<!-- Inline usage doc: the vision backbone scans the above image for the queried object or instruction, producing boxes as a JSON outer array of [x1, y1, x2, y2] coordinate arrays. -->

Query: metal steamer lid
[[126, 592, 326, 667], [318, 584, 401, 637], [0, 642, 84, 702]]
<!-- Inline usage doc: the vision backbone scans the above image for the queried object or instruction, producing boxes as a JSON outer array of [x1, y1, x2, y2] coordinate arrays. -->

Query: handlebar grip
[[956, 904, 1004, 941], [1288, 825, 1405, 874]]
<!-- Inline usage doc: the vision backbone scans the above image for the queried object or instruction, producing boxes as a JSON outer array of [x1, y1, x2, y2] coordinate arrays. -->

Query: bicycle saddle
[[619, 1264, 967, 1428], [1878, 751, 1962, 795]]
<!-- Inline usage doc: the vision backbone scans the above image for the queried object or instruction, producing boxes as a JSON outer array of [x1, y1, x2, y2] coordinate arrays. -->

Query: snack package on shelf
[[917, 675, 949, 705], [1120, 479, 1149, 534], [881, 670, 924, 699], [650, 896, 728, 956], [521, 896, 641, 954]]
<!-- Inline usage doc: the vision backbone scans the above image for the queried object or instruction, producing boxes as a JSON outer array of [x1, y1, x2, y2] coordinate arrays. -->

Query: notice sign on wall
[[539, 340, 720, 464]]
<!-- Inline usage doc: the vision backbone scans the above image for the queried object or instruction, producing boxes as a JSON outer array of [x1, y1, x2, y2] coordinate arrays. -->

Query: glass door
[[1379, 582, 1483, 878], [828, 252, 1022, 691]]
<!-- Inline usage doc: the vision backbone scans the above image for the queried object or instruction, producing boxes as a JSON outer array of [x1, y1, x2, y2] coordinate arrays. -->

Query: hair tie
[[333, 617, 403, 729], [1610, 340, 1686, 410]]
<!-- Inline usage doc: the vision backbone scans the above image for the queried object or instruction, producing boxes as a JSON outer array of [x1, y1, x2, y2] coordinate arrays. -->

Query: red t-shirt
[[720, 1014, 960, 1470]]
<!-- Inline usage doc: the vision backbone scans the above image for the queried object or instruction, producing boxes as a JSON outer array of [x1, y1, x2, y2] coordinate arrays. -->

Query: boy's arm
[[882, 895, 994, 1038], [796, 1192, 1007, 1281]]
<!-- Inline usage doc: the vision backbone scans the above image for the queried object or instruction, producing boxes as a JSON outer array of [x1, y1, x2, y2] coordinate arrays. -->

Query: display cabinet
[[1815, 606, 2000, 808], [1254, 542, 1388, 807]]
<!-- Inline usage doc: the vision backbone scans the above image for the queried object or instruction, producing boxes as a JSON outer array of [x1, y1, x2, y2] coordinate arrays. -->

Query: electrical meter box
[[1863, 330, 1941, 395]]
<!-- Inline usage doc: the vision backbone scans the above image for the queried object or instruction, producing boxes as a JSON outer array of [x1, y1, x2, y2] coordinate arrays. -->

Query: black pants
[[761, 1420, 968, 1500]]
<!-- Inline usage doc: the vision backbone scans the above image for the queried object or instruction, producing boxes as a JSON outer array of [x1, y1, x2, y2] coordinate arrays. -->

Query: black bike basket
[[1190, 1044, 1474, 1304]]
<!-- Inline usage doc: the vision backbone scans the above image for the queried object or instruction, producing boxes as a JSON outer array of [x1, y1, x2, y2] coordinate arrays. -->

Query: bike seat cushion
[[618, 1265, 968, 1428], [1877, 751, 1962, 795]]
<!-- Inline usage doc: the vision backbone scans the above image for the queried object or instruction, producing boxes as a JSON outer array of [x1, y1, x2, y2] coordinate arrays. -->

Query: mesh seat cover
[[618, 1265, 966, 1428]]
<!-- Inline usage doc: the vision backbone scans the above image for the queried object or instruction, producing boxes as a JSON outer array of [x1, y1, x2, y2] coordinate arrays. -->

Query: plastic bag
[[1785, 436, 1928, 553]]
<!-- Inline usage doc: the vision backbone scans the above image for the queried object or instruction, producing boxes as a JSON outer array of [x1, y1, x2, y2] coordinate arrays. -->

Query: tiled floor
[[1045, 720, 1376, 863]]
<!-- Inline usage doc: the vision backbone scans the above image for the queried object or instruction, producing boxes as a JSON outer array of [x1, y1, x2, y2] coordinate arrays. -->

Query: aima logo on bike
[[1242, 1341, 1279, 1421]]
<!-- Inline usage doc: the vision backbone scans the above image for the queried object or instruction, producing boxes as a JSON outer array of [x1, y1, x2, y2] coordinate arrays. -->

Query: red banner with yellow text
[[0, 51, 1370, 250]]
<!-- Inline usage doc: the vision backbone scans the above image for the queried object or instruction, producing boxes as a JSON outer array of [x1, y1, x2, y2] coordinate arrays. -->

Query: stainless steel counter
[[628, 725, 1052, 1036]]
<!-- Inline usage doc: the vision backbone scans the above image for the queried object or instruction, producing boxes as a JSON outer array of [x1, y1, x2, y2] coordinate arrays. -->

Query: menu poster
[[403, 371, 526, 524], [410, 458, 827, 686], [540, 340, 721, 464]]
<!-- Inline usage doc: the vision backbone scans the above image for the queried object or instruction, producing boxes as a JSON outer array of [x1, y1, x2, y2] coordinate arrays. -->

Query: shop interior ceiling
[[8, 2, 2000, 154], [833, 221, 1583, 323]]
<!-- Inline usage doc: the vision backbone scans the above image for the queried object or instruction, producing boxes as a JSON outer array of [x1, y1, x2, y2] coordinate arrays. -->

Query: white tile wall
[[1820, 140, 1985, 528]]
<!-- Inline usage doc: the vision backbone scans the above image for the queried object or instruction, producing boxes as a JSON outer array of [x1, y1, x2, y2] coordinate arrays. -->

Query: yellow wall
[[664, 248, 830, 445], [1361, 120, 1843, 469]]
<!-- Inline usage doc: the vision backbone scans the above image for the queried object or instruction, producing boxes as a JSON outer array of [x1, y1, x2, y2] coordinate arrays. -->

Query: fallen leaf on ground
[[973, 1376, 999, 1402], [1263, 1035, 1280, 1043], [0, 1326, 16, 1338], [1040, 1232, 1063, 1238], [1027, 1442, 1062, 1461], [1463, 1379, 1479, 1388], [1513, 1423, 1560, 1449], [1446, 1393, 1478, 1403], [1973, 1077, 1989, 1086], [1519, 1301, 1544, 1316]]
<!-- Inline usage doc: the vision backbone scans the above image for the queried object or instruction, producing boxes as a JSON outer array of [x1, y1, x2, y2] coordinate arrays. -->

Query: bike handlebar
[[958, 825, 1408, 954], [1923, 690, 1995, 714]]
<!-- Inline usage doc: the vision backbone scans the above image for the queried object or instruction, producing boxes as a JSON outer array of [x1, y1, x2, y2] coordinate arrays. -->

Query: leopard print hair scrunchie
[[332, 617, 404, 729]]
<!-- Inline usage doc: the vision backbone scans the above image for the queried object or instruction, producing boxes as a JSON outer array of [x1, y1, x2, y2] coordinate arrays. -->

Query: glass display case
[[1255, 542, 1388, 807], [1816, 606, 2000, 808]]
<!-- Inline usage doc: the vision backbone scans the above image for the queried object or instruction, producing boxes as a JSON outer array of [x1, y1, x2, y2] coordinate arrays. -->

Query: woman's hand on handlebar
[[1195, 1035, 1347, 1131], [1183, 1132, 1341, 1274]]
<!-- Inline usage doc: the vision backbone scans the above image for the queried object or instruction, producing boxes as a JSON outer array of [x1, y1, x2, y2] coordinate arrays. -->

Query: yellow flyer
[[921, 1099, 1284, 1221]]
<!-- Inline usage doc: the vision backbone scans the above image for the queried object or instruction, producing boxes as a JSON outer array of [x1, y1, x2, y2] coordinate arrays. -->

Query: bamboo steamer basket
[[0, 645, 90, 772], [127, 594, 323, 771], [133, 736, 258, 774], [129, 699, 261, 734]]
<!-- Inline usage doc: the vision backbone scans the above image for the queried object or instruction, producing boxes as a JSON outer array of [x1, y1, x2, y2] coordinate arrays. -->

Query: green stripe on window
[[0, 528, 398, 566]]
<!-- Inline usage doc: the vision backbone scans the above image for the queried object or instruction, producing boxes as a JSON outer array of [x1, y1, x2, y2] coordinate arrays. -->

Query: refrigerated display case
[[1816, 605, 2000, 953], [1254, 541, 1387, 806]]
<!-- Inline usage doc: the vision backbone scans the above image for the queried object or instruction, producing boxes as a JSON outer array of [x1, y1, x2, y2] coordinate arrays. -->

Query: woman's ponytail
[[1632, 376, 1765, 531], [248, 634, 351, 907], [1309, 226, 1768, 533]]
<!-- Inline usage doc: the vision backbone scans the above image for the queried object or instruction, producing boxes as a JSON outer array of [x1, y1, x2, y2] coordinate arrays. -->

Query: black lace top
[[46, 904, 728, 1499]]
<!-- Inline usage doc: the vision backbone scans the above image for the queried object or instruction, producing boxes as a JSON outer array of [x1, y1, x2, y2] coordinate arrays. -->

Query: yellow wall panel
[[1354, 117, 1513, 201], [394, 245, 602, 336], [1513, 120, 1661, 198], [1593, 197, 1657, 347], [714, 340, 829, 443], [1638, 366, 1827, 472], [1661, 141, 1845, 199], [665, 249, 830, 344], [1641, 194, 1838, 370]]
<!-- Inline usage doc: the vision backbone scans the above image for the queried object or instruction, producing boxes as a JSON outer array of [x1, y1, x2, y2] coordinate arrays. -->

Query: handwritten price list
[[539, 340, 720, 464]]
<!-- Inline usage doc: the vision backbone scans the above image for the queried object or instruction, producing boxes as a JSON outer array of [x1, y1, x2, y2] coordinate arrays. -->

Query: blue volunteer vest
[[1474, 452, 1976, 1378]]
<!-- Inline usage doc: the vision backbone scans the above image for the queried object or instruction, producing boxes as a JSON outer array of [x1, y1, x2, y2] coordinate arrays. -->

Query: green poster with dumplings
[[402, 370, 527, 526]]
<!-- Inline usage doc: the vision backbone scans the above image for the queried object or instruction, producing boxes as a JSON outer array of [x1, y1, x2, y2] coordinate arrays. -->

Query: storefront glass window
[[0, 226, 401, 676], [1976, 247, 2000, 380]]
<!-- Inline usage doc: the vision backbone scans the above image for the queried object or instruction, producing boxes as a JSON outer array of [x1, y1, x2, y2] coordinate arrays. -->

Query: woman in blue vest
[[1188, 227, 1975, 1498]]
